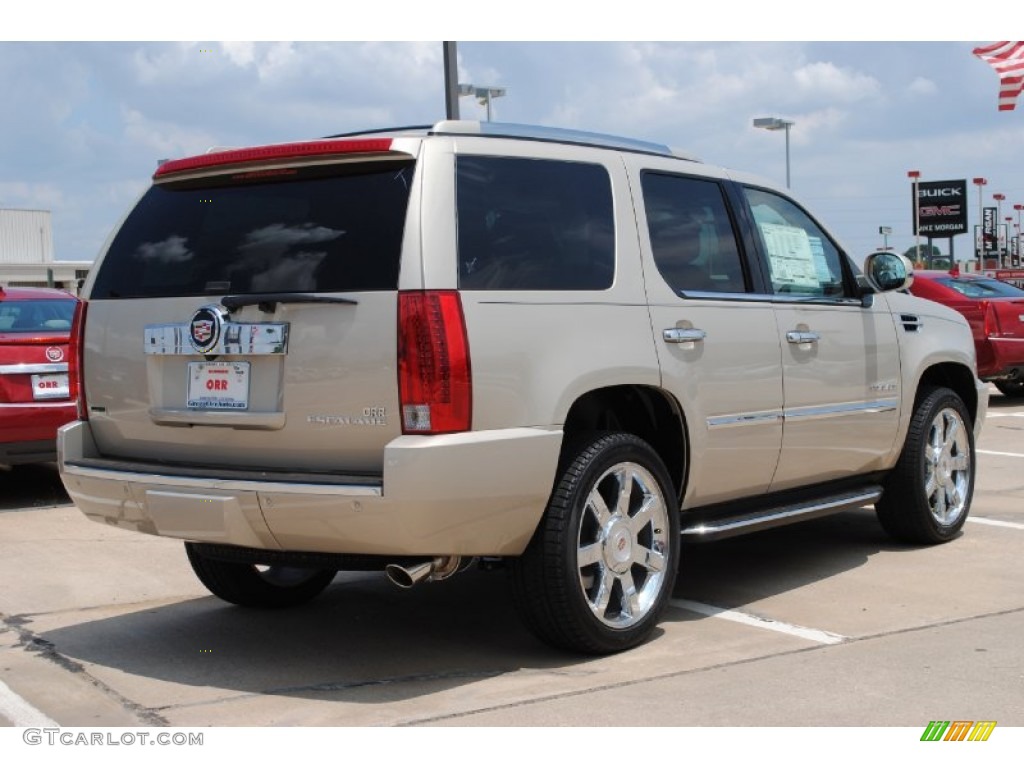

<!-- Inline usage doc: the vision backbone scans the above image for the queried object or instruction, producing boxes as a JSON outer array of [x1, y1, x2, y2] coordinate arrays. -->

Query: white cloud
[[220, 42, 255, 67], [793, 61, 881, 103], [907, 76, 937, 95], [0, 181, 65, 209], [120, 106, 220, 158]]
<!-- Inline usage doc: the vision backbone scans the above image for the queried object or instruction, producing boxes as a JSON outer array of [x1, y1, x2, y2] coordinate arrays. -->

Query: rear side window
[[91, 162, 414, 299], [456, 156, 614, 290], [936, 277, 1024, 298], [641, 172, 747, 294], [0, 300, 75, 332]]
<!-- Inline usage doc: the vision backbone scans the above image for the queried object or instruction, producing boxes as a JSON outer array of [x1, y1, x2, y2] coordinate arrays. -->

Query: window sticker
[[759, 222, 820, 290]]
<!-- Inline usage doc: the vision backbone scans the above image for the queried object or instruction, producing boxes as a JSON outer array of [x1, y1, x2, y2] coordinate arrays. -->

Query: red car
[[909, 269, 1024, 397], [0, 286, 82, 464]]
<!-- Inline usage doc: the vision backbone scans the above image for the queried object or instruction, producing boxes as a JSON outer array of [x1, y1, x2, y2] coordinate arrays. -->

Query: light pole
[[908, 170, 921, 265], [879, 225, 892, 250], [994, 193, 1006, 266], [1015, 204, 1023, 265], [752, 117, 795, 188], [1007, 217, 1015, 268], [458, 83, 507, 122], [973, 177, 987, 270]]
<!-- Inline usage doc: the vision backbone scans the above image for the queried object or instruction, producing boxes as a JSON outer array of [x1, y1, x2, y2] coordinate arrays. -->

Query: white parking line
[[977, 449, 1024, 458], [0, 679, 58, 727], [670, 599, 848, 645], [969, 516, 1024, 530]]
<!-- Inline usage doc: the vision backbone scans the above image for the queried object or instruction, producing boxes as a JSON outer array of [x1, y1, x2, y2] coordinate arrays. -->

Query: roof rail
[[325, 125, 433, 139], [325, 121, 700, 162], [430, 120, 700, 161]]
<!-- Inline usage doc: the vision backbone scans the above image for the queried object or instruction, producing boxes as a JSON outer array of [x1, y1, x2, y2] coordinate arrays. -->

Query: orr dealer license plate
[[187, 361, 250, 410]]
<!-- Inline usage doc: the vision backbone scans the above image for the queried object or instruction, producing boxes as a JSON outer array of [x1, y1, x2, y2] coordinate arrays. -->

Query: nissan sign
[[913, 179, 968, 235]]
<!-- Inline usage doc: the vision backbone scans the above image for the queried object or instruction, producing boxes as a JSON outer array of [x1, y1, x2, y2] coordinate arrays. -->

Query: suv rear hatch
[[81, 139, 419, 477]]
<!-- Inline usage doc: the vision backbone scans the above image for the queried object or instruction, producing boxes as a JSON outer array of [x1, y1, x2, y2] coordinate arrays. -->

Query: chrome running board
[[681, 486, 883, 541]]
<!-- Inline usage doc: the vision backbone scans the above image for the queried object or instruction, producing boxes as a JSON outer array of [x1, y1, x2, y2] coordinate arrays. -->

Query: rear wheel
[[185, 542, 336, 608], [876, 387, 974, 544], [512, 432, 679, 654], [994, 380, 1024, 398]]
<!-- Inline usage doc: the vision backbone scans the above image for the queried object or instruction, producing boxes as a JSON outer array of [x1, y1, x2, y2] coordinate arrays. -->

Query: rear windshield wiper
[[221, 293, 358, 313]]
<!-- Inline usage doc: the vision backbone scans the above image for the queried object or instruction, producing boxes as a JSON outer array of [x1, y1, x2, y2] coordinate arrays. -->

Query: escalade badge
[[189, 305, 228, 354]]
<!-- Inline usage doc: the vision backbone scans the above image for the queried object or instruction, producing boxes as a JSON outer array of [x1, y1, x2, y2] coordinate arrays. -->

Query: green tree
[[903, 244, 942, 262]]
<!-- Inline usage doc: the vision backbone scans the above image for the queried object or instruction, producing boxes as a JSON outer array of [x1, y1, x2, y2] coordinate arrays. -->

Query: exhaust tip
[[385, 561, 433, 589]]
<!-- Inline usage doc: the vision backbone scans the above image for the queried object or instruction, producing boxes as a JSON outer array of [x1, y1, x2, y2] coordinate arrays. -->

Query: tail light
[[983, 300, 1002, 338], [397, 291, 471, 434], [67, 300, 88, 420]]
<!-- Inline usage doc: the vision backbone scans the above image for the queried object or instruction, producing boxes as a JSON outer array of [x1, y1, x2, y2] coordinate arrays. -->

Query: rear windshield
[[935, 277, 1024, 298], [91, 162, 415, 299], [0, 299, 76, 332]]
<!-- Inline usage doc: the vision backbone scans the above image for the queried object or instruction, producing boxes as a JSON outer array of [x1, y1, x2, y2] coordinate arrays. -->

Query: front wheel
[[876, 387, 975, 544], [185, 543, 337, 608], [512, 432, 680, 654]]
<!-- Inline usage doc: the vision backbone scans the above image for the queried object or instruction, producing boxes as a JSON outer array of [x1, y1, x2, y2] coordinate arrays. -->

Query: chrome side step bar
[[681, 486, 883, 541]]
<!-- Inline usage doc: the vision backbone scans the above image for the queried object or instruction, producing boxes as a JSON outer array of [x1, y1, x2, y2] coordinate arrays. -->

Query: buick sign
[[913, 179, 968, 235]]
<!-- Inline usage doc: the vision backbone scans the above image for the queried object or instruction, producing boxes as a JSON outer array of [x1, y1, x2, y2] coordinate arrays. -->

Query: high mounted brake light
[[154, 138, 395, 178]]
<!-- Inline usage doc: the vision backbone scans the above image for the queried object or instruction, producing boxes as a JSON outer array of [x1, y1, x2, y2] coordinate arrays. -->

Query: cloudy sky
[[5, 9, 1024, 265]]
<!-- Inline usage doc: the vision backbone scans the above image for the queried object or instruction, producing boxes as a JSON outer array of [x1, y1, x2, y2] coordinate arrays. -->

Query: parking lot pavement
[[0, 389, 1022, 729]]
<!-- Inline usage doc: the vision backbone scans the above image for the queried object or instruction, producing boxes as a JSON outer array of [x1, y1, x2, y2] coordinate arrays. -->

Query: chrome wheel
[[512, 432, 680, 654], [924, 407, 971, 526], [577, 461, 670, 630], [877, 387, 975, 545]]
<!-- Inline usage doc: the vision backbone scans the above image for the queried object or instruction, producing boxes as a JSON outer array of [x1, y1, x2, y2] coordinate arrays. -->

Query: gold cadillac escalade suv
[[58, 121, 987, 654]]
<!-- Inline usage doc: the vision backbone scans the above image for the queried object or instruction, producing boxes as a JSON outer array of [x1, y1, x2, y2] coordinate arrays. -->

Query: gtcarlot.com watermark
[[23, 728, 203, 747]]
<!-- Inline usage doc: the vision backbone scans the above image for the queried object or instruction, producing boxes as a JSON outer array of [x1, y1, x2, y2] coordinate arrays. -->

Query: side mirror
[[863, 251, 914, 293]]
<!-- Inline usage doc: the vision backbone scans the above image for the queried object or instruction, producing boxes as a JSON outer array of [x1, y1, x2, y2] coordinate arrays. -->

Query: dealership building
[[0, 208, 91, 294]]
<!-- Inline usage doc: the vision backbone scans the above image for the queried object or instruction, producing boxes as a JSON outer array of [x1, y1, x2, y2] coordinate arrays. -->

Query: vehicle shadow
[[30, 509, 899, 716], [0, 463, 71, 511], [675, 507, 905, 607], [986, 390, 1024, 410]]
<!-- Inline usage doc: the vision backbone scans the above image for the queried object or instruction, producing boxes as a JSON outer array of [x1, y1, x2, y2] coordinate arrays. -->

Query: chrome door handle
[[786, 331, 820, 344], [663, 328, 707, 343]]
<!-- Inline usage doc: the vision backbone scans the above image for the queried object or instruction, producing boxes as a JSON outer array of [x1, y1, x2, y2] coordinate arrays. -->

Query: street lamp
[[973, 177, 988, 270], [879, 225, 892, 250], [994, 193, 1006, 266], [458, 83, 507, 122], [752, 117, 795, 188], [1015, 204, 1023, 265], [908, 170, 921, 265]]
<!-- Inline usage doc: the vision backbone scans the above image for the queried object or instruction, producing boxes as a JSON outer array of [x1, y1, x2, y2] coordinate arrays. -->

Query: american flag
[[973, 41, 1024, 111]]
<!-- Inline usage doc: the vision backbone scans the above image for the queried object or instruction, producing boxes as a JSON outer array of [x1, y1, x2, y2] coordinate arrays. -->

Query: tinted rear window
[[456, 156, 614, 290], [0, 299, 75, 332], [934, 277, 1024, 298], [91, 162, 414, 299]]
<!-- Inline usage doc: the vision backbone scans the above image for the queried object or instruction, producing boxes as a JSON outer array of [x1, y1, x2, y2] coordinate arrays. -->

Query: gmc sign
[[913, 179, 968, 235]]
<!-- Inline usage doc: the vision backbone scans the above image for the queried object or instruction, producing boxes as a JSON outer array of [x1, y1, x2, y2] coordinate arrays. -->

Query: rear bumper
[[57, 420, 561, 557], [0, 401, 77, 464], [980, 337, 1024, 380]]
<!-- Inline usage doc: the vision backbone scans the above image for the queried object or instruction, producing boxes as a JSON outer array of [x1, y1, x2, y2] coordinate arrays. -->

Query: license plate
[[187, 362, 250, 410], [32, 373, 69, 400]]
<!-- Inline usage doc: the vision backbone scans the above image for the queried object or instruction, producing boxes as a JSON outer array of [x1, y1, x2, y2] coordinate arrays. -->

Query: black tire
[[512, 432, 680, 654], [185, 542, 336, 608], [876, 387, 975, 544], [994, 380, 1024, 398]]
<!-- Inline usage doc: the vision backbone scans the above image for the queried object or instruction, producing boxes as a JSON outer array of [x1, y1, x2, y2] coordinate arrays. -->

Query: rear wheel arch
[[561, 385, 687, 502]]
